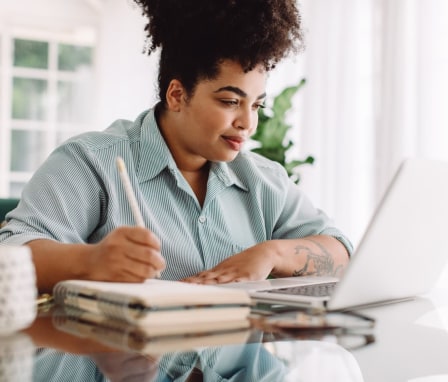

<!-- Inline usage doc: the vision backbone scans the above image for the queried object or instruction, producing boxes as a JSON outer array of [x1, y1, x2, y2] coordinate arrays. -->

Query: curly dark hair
[[133, 0, 304, 105]]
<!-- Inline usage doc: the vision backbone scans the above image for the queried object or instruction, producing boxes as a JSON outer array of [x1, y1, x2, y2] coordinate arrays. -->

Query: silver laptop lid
[[327, 158, 448, 310]]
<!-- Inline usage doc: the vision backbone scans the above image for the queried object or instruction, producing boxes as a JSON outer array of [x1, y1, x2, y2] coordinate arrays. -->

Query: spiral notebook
[[53, 279, 251, 326]]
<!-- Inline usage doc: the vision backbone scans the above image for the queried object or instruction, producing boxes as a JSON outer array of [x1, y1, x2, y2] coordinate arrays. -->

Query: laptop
[[222, 158, 448, 311]]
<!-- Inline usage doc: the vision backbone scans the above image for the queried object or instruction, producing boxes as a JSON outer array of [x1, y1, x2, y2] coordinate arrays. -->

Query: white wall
[[95, 0, 159, 129], [0, 0, 98, 35]]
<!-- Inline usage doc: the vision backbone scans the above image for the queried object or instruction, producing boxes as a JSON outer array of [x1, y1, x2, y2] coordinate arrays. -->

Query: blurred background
[[1, 0, 447, 276]]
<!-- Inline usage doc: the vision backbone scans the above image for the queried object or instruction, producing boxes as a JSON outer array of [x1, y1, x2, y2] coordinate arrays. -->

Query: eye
[[220, 99, 239, 107], [253, 103, 266, 111]]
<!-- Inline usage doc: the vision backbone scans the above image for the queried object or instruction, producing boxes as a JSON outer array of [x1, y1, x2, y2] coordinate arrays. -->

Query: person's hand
[[182, 242, 277, 284], [85, 226, 165, 282], [90, 352, 159, 382]]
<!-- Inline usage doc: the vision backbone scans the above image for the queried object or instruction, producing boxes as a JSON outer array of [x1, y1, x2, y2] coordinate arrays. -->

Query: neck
[[157, 106, 208, 173], [180, 163, 210, 207]]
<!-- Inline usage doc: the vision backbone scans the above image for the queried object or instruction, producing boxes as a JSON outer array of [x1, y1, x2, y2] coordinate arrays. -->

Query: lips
[[222, 135, 246, 151]]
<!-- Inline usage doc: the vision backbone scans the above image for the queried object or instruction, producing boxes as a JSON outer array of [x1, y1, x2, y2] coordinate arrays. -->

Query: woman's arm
[[28, 226, 165, 293], [182, 235, 349, 284]]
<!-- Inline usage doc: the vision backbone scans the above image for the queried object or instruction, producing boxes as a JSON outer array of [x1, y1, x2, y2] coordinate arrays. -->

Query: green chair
[[0, 198, 20, 223]]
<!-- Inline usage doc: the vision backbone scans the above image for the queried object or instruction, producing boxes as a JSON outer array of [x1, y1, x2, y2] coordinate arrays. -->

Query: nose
[[233, 107, 257, 131]]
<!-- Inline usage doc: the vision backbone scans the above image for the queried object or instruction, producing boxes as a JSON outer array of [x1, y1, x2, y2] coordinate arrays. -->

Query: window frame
[[0, 26, 97, 198]]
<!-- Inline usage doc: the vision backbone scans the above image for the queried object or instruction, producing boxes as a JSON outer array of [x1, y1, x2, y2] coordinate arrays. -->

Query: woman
[[0, 0, 351, 292]]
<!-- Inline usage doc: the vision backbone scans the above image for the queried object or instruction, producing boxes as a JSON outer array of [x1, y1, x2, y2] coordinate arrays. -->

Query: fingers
[[92, 353, 159, 381], [120, 262, 164, 282], [119, 226, 161, 249], [107, 227, 164, 271], [89, 254, 163, 283], [120, 228, 166, 278], [184, 247, 274, 284], [91, 226, 165, 282], [183, 269, 249, 285], [124, 243, 165, 270]]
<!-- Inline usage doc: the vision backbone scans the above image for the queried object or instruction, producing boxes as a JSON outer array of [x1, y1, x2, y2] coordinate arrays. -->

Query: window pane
[[13, 39, 49, 69], [58, 43, 92, 71], [12, 77, 48, 120], [10, 130, 46, 172], [57, 80, 92, 123]]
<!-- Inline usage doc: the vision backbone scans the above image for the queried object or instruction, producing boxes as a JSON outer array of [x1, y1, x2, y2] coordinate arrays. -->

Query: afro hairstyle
[[133, 0, 304, 104]]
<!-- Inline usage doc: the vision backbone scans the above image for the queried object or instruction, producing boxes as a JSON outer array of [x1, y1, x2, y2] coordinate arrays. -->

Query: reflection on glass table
[[3, 306, 368, 382], [252, 309, 375, 351], [29, 338, 364, 382], [0, 332, 35, 382], [51, 305, 252, 356]]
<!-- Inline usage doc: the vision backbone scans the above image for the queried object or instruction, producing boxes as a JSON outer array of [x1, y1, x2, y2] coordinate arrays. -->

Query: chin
[[206, 147, 240, 163], [216, 152, 239, 162]]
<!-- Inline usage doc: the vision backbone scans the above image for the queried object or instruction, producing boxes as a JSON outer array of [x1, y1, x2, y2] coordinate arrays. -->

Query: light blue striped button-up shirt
[[0, 107, 352, 280]]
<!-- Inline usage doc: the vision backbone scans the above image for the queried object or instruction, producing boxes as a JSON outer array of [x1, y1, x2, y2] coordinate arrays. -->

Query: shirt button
[[198, 215, 206, 223]]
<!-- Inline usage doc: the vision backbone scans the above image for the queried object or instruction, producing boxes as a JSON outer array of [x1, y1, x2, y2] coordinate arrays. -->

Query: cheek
[[194, 112, 227, 136]]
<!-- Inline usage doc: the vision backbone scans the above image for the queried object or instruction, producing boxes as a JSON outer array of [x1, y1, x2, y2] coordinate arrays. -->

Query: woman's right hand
[[28, 227, 165, 292], [86, 226, 165, 282]]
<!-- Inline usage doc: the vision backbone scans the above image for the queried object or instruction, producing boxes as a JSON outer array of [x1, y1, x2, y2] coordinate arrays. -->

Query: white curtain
[[272, 0, 448, 247], [375, 0, 448, 195]]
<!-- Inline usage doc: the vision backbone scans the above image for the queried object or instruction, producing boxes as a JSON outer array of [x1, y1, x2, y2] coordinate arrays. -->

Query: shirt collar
[[135, 107, 248, 192], [210, 161, 248, 191], [136, 108, 175, 183]]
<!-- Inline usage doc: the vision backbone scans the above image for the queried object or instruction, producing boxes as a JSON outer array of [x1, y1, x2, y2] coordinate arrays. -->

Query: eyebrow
[[214, 86, 266, 100]]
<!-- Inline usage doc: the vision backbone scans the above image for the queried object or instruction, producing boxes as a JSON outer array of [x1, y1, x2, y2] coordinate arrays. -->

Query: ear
[[165, 79, 185, 112]]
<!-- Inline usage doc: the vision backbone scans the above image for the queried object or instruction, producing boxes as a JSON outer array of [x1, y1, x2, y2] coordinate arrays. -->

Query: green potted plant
[[251, 78, 314, 183]]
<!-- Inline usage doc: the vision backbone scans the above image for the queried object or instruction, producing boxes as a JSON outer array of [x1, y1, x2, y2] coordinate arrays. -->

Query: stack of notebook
[[52, 279, 252, 354]]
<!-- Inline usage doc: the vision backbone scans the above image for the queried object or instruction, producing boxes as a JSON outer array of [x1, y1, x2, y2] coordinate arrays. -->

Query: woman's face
[[163, 60, 267, 170]]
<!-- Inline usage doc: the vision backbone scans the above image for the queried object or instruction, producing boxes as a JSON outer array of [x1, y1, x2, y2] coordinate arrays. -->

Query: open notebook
[[53, 278, 251, 327], [222, 158, 448, 311]]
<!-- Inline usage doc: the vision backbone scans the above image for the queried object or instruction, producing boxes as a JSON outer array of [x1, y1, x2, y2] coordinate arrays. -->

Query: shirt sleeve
[[0, 141, 107, 245], [272, 175, 354, 256]]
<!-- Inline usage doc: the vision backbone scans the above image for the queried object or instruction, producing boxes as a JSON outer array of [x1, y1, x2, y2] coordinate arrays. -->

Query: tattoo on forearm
[[292, 238, 343, 277]]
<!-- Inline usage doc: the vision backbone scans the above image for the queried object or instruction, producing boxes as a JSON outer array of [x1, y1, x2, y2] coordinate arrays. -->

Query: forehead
[[198, 60, 267, 96]]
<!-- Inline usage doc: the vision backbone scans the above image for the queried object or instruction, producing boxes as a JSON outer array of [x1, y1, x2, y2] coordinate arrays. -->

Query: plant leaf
[[250, 79, 313, 183]]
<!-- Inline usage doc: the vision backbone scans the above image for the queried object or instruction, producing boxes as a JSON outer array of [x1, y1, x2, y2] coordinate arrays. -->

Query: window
[[0, 31, 96, 197]]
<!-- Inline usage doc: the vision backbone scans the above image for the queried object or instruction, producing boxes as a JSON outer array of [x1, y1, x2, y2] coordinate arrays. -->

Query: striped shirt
[[0, 107, 352, 280], [32, 342, 287, 381]]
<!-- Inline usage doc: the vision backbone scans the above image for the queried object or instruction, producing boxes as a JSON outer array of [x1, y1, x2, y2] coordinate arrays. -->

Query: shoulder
[[62, 110, 149, 154], [48, 111, 152, 169], [230, 150, 291, 190]]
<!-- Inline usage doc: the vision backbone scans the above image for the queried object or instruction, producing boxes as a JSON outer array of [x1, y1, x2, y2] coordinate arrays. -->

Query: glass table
[[2, 289, 448, 382]]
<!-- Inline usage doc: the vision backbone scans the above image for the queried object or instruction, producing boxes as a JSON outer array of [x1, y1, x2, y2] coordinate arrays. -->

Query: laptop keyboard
[[262, 281, 337, 297]]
